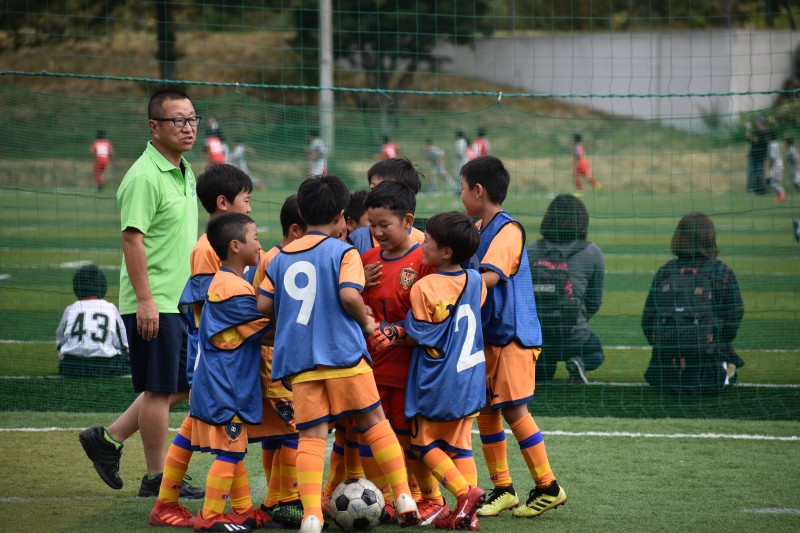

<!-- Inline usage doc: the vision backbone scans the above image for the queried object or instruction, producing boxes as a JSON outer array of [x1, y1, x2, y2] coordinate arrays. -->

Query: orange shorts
[[191, 418, 249, 458], [410, 416, 476, 456], [379, 385, 410, 434], [484, 342, 541, 409], [292, 372, 381, 430], [247, 397, 298, 443], [575, 159, 591, 176]]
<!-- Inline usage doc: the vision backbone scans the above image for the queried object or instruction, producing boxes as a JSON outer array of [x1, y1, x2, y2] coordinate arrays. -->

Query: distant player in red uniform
[[471, 127, 491, 158], [573, 133, 600, 197], [205, 130, 226, 166], [90, 130, 114, 191], [378, 135, 399, 160]]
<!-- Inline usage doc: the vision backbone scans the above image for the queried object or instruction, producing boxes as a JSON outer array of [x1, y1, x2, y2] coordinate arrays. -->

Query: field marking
[[1, 426, 797, 442], [741, 508, 800, 515]]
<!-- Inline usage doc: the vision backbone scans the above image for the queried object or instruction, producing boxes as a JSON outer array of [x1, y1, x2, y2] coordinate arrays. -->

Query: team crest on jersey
[[399, 268, 417, 290], [225, 422, 243, 440]]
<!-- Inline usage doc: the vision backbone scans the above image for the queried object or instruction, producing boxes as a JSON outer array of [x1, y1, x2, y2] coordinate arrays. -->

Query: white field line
[[741, 508, 800, 515], [1, 426, 797, 442]]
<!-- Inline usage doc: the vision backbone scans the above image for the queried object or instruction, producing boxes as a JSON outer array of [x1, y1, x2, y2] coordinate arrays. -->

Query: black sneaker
[[138, 473, 205, 499], [79, 426, 123, 490]]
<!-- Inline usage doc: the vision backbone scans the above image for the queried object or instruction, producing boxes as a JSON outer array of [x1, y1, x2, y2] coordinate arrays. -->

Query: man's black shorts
[[122, 313, 189, 393]]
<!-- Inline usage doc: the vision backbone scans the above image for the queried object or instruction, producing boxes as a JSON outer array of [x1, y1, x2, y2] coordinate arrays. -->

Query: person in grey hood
[[528, 194, 605, 384]]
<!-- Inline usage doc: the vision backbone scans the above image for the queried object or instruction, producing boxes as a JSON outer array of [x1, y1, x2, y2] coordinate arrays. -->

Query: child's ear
[[229, 239, 240, 254], [216, 194, 228, 212], [442, 246, 454, 260], [404, 213, 415, 228]]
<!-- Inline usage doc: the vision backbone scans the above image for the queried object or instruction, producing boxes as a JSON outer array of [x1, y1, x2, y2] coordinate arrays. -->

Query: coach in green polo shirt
[[79, 89, 204, 500]]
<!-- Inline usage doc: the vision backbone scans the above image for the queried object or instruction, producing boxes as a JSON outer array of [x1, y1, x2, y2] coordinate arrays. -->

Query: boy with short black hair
[[150, 163, 256, 528], [460, 155, 567, 519], [345, 189, 370, 238], [257, 175, 419, 533], [403, 211, 487, 530], [350, 158, 424, 255], [190, 212, 270, 532], [359, 181, 443, 524], [248, 194, 306, 528], [57, 264, 129, 377]]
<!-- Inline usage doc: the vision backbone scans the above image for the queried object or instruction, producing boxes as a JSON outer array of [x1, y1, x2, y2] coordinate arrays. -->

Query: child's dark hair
[[540, 194, 589, 243], [196, 164, 253, 214], [367, 157, 422, 194], [297, 174, 350, 226], [574, 133, 582, 143], [73, 264, 107, 299], [96, 130, 106, 139], [382, 135, 390, 144], [280, 194, 307, 237], [671, 212, 719, 259], [206, 212, 255, 261], [477, 127, 487, 137], [364, 181, 416, 219], [460, 155, 509, 205], [425, 212, 480, 265], [148, 89, 190, 119], [456, 130, 464, 138], [345, 190, 369, 224]]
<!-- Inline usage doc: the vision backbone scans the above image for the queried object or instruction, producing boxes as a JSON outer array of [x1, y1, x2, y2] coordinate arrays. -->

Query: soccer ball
[[329, 478, 385, 531]]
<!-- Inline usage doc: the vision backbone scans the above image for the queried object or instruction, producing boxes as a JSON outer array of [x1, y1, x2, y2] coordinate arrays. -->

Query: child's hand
[[364, 262, 383, 288], [362, 316, 376, 337], [366, 321, 407, 353]]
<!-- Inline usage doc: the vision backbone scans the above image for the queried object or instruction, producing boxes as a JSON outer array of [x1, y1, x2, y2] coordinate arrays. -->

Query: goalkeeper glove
[[366, 321, 407, 353]]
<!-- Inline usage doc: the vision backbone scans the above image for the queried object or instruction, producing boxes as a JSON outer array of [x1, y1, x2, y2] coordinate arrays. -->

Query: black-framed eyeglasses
[[152, 116, 201, 128]]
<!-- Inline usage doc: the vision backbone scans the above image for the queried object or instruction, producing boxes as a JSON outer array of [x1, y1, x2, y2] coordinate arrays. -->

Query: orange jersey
[[91, 139, 113, 162], [361, 243, 435, 388]]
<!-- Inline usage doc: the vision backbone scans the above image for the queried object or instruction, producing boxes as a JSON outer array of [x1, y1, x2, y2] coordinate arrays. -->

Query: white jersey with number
[[56, 298, 128, 358]]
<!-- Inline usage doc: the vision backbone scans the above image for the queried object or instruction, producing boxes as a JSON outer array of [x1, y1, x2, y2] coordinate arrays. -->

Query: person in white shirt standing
[[57, 264, 129, 377], [307, 130, 328, 175]]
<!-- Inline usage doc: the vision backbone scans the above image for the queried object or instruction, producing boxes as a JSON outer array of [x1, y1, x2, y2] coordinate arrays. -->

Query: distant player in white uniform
[[785, 138, 799, 190], [307, 130, 328, 175], [56, 264, 129, 377]]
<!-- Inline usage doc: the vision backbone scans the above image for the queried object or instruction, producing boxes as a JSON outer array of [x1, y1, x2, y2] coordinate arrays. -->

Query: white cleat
[[396, 493, 421, 528], [299, 515, 323, 533]]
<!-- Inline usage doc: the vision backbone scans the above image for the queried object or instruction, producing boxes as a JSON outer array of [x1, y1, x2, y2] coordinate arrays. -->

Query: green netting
[[1, 2, 799, 419]]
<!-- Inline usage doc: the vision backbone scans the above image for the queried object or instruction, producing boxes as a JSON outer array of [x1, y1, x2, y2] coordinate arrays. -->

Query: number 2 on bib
[[455, 304, 484, 372]]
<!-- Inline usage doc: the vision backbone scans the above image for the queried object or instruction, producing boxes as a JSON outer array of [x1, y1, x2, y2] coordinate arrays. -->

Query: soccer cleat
[[380, 501, 398, 524], [476, 485, 519, 517], [775, 189, 786, 204], [139, 473, 206, 500], [466, 514, 480, 531], [417, 498, 449, 526], [194, 511, 251, 532], [574, 191, 584, 198], [150, 499, 196, 528], [299, 515, 323, 533], [512, 481, 567, 518], [395, 493, 421, 528], [433, 486, 484, 530], [79, 426, 124, 490], [566, 357, 589, 385], [231, 507, 273, 529], [270, 500, 303, 529]]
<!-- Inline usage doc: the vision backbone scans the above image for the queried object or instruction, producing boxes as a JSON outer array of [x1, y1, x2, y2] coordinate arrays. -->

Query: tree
[[292, 0, 494, 117]]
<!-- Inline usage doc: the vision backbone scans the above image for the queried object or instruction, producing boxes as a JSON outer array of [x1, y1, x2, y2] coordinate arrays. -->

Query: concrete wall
[[434, 30, 799, 131]]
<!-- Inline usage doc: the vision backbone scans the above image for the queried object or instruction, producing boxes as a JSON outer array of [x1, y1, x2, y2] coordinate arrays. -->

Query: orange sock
[[262, 441, 281, 508], [159, 416, 194, 503], [398, 434, 441, 503], [510, 414, 555, 486], [477, 412, 512, 487], [202, 455, 237, 519], [230, 459, 253, 514], [297, 437, 326, 522], [362, 419, 410, 499], [358, 429, 391, 502], [420, 447, 468, 499], [453, 453, 479, 487], [279, 439, 299, 502], [344, 423, 364, 479], [324, 426, 347, 495]]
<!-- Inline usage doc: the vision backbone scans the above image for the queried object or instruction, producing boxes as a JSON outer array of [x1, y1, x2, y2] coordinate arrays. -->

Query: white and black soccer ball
[[329, 478, 385, 531]]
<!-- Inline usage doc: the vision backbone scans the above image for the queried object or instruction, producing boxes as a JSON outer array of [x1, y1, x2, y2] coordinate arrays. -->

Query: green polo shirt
[[116, 142, 198, 314]]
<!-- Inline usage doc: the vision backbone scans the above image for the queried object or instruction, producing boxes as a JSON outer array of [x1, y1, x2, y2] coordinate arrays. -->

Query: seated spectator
[[56, 264, 129, 377], [641, 212, 744, 395], [529, 194, 605, 384]]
